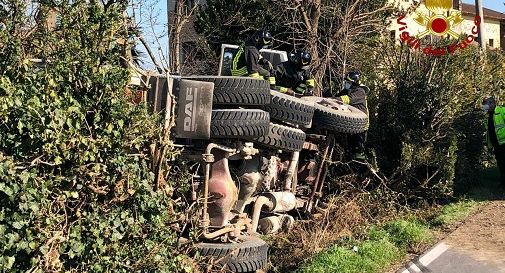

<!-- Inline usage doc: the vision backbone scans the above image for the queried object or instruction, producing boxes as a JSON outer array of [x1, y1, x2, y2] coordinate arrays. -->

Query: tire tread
[[211, 109, 270, 138], [263, 91, 315, 126], [252, 123, 306, 152], [193, 237, 269, 272], [183, 76, 271, 106], [313, 103, 368, 134]]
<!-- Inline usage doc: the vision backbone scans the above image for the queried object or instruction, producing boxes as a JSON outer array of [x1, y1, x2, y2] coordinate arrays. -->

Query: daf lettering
[[184, 88, 193, 131]]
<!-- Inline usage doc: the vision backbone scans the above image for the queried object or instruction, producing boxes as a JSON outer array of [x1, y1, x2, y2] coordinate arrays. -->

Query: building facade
[[390, 0, 505, 50]]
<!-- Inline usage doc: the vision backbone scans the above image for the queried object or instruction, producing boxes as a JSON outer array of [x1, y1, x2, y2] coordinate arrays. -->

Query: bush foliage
[[0, 0, 189, 272], [359, 40, 505, 204]]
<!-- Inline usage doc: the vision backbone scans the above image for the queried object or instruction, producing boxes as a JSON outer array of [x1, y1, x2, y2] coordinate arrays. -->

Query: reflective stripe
[[278, 87, 288, 93], [231, 67, 248, 76], [306, 79, 315, 87], [299, 84, 307, 88], [341, 95, 350, 104], [296, 87, 305, 94], [231, 44, 248, 76], [232, 44, 244, 71], [249, 72, 261, 79], [268, 77, 276, 85]]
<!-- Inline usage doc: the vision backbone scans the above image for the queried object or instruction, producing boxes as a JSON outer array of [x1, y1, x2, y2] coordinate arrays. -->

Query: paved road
[[397, 201, 505, 273], [398, 242, 504, 273]]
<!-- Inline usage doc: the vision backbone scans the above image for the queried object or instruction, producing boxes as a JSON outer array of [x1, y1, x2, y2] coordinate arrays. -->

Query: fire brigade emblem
[[414, 0, 464, 38]]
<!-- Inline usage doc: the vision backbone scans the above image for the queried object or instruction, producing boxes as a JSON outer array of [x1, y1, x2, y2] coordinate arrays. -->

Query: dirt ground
[[443, 200, 505, 270]]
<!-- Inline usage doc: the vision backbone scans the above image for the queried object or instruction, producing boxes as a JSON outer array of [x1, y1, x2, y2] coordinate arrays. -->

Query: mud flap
[[175, 79, 214, 139]]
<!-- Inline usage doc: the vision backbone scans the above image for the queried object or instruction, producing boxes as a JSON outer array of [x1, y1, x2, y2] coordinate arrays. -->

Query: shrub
[[0, 1, 188, 271], [359, 39, 505, 204]]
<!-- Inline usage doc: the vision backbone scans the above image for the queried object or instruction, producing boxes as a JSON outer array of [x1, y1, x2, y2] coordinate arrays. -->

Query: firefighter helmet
[[298, 50, 312, 66], [290, 50, 312, 67], [345, 71, 361, 85], [253, 30, 272, 48]]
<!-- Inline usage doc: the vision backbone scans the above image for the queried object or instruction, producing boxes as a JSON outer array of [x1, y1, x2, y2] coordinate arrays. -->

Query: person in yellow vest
[[231, 30, 276, 88], [482, 96, 505, 187]]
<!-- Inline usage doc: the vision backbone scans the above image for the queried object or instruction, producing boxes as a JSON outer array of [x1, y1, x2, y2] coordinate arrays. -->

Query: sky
[[462, 0, 505, 12]]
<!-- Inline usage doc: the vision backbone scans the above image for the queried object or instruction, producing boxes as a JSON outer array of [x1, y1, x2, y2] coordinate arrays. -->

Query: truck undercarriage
[[141, 48, 369, 272]]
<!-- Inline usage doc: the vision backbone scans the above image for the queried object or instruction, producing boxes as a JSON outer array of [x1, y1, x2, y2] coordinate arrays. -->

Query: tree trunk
[[170, 0, 188, 73], [36, 6, 57, 31], [301, 0, 323, 95]]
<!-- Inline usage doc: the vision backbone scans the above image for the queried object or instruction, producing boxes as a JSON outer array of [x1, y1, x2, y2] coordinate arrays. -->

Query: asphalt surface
[[398, 242, 504, 273], [397, 201, 505, 273]]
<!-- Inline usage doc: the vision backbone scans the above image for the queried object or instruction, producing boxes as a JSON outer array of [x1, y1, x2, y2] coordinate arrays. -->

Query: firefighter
[[336, 71, 369, 161], [273, 50, 315, 96], [231, 30, 276, 87], [482, 96, 505, 187]]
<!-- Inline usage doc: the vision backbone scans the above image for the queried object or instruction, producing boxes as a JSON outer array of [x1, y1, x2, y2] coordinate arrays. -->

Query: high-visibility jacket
[[486, 106, 505, 150], [274, 61, 314, 95], [231, 42, 270, 79]]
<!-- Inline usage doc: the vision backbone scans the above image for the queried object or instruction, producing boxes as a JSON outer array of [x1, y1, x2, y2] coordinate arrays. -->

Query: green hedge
[[0, 1, 189, 271], [360, 40, 505, 204]]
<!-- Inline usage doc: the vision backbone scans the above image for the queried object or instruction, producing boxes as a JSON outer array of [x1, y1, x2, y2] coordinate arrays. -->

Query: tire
[[252, 123, 306, 152], [263, 90, 315, 127], [194, 236, 268, 272], [211, 109, 270, 138], [301, 96, 368, 134], [183, 76, 271, 106]]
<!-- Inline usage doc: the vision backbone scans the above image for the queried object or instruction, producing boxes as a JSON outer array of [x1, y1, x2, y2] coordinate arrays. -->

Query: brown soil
[[443, 200, 505, 270]]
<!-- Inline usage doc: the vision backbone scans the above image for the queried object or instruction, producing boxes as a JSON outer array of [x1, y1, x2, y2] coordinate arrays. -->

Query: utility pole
[[475, 0, 486, 51]]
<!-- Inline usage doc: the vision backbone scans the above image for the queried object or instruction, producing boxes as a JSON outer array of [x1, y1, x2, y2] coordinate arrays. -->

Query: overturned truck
[[145, 47, 368, 272]]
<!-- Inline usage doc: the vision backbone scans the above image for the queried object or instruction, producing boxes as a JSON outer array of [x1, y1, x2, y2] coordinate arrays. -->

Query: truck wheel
[[263, 90, 315, 127], [302, 97, 368, 134], [211, 109, 270, 138], [183, 76, 270, 106], [252, 123, 306, 152], [194, 236, 268, 272]]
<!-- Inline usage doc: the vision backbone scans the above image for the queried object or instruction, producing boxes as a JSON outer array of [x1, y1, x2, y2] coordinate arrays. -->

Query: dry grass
[[267, 193, 388, 272], [265, 167, 415, 273]]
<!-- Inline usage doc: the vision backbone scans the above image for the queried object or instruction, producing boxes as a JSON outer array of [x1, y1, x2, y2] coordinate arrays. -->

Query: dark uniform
[[231, 30, 275, 86], [274, 50, 314, 95], [335, 72, 369, 160], [274, 61, 314, 95]]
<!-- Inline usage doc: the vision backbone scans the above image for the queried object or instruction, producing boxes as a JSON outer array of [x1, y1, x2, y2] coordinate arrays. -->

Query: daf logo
[[184, 87, 198, 132]]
